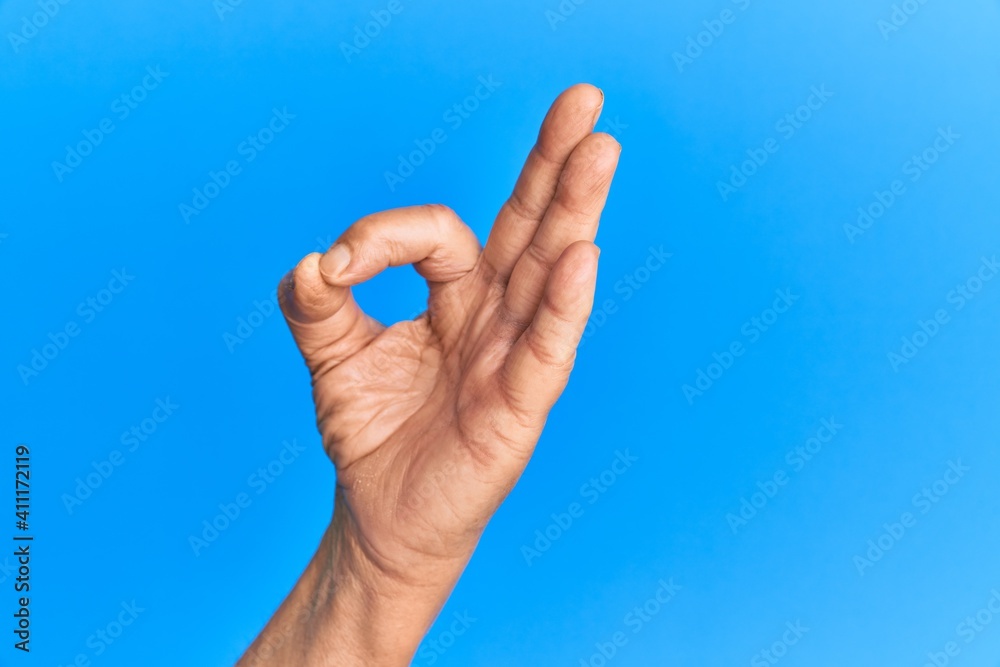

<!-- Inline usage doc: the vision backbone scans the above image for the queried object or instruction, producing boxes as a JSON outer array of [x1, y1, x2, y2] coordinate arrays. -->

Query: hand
[[241, 83, 620, 666]]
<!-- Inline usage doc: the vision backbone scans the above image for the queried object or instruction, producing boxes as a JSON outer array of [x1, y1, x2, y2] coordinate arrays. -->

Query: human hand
[[242, 83, 619, 666]]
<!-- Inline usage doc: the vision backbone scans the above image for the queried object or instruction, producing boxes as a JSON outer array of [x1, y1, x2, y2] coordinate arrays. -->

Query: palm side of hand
[[278, 84, 619, 586]]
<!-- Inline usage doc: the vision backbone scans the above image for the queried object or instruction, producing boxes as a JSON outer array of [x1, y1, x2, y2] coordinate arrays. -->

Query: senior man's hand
[[239, 83, 619, 666]]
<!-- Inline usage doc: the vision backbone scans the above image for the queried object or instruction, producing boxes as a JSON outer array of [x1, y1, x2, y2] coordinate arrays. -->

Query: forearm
[[237, 508, 457, 667]]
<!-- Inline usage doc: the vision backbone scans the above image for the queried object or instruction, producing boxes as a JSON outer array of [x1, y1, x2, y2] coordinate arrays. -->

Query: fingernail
[[322, 243, 351, 279], [592, 88, 605, 127]]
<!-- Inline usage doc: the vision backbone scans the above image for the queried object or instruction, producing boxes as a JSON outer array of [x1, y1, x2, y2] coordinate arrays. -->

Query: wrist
[[322, 521, 424, 665], [321, 505, 462, 665], [238, 518, 429, 667], [240, 498, 471, 667]]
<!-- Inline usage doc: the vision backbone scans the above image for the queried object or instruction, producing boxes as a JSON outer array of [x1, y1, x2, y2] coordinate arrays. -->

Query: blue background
[[2, 0, 1000, 665]]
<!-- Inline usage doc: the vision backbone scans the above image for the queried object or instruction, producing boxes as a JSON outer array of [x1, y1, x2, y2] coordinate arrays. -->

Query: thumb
[[278, 252, 383, 373]]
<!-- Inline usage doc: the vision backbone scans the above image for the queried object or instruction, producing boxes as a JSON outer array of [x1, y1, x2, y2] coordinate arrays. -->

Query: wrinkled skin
[[240, 83, 620, 666]]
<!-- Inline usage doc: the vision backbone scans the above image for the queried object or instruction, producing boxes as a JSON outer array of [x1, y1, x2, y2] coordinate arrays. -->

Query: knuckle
[[541, 294, 578, 329], [525, 329, 575, 372], [495, 299, 533, 334], [555, 188, 599, 218], [423, 203, 458, 229], [531, 141, 563, 169], [524, 242, 556, 272], [497, 368, 549, 432], [504, 192, 541, 222]]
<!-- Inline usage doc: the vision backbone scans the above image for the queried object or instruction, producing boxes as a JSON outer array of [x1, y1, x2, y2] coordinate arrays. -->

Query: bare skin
[[238, 83, 620, 666]]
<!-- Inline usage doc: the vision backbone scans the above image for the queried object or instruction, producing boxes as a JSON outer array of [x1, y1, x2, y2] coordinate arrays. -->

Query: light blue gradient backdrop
[[2, 0, 999, 665]]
